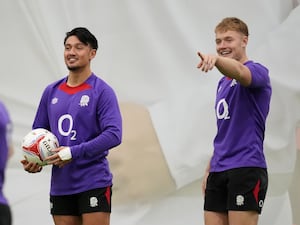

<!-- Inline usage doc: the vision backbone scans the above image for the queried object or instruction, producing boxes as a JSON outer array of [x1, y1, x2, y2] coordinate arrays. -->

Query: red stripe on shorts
[[253, 179, 261, 203], [105, 187, 111, 206]]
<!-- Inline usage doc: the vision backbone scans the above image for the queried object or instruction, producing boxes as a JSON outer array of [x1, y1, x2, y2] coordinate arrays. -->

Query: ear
[[89, 49, 97, 60], [241, 35, 248, 48]]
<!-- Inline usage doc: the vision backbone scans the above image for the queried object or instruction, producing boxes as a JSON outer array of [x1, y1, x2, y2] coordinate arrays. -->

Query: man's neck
[[67, 69, 92, 87]]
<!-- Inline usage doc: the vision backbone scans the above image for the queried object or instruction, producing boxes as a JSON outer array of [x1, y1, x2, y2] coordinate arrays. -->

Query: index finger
[[197, 51, 204, 60]]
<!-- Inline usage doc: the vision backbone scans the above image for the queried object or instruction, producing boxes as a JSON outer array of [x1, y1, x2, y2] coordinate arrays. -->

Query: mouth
[[219, 49, 232, 57], [66, 57, 78, 64]]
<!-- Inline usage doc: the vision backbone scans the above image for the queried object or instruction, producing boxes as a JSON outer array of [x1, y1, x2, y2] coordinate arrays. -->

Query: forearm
[[215, 56, 251, 86], [205, 157, 211, 173], [71, 128, 122, 159]]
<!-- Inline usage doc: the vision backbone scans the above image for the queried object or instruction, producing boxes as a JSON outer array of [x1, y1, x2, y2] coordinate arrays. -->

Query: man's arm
[[197, 52, 252, 86]]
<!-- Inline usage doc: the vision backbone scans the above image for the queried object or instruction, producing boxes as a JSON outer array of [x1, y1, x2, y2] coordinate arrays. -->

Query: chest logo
[[230, 79, 237, 87], [79, 95, 90, 107], [216, 98, 230, 120], [51, 97, 58, 104]]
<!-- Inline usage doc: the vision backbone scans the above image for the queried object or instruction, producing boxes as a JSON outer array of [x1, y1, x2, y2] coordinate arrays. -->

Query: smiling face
[[64, 35, 96, 72], [214, 17, 249, 63], [215, 30, 248, 62]]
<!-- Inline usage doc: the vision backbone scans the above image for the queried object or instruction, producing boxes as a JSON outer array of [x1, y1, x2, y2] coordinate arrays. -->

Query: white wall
[[1, 1, 299, 225]]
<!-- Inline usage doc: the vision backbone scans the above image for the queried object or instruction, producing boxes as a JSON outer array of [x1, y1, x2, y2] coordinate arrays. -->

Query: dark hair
[[215, 17, 249, 37], [64, 27, 98, 50]]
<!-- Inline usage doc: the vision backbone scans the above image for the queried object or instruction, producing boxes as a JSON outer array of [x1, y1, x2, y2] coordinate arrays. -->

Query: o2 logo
[[58, 114, 77, 140], [216, 98, 230, 120]]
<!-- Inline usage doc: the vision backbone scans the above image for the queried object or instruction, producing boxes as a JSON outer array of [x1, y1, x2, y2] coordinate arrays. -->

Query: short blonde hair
[[215, 17, 249, 36]]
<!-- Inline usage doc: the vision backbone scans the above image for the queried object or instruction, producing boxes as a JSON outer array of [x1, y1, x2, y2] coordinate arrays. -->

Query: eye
[[75, 44, 85, 50], [64, 45, 71, 50], [225, 37, 233, 43]]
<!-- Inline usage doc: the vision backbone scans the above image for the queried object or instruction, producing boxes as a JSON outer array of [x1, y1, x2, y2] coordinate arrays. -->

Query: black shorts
[[0, 203, 12, 225], [50, 187, 112, 216], [204, 167, 268, 214]]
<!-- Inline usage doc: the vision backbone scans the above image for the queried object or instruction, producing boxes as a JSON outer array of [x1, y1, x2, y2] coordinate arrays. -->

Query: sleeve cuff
[[58, 147, 72, 161]]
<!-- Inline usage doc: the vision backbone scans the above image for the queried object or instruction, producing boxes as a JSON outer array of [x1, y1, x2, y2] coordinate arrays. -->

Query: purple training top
[[33, 73, 122, 195], [0, 101, 12, 205], [210, 61, 271, 172]]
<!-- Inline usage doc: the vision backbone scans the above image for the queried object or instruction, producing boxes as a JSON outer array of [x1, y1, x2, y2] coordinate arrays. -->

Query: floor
[[5, 165, 53, 225]]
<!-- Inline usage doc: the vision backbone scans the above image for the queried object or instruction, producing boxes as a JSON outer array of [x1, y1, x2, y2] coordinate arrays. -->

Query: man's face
[[215, 30, 248, 62], [64, 36, 96, 71]]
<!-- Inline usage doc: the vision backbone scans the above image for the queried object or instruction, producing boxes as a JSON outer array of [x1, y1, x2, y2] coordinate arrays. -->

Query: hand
[[45, 146, 72, 168], [108, 103, 176, 205], [20, 158, 43, 173], [202, 170, 209, 196], [197, 52, 217, 72]]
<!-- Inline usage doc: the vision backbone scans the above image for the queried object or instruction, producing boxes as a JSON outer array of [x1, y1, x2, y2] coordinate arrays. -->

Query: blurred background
[[1, 0, 299, 225]]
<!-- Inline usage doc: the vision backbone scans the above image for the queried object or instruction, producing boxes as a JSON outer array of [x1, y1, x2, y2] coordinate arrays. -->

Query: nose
[[218, 40, 226, 48], [69, 47, 76, 55], [65, 47, 76, 55], [216, 41, 227, 54]]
